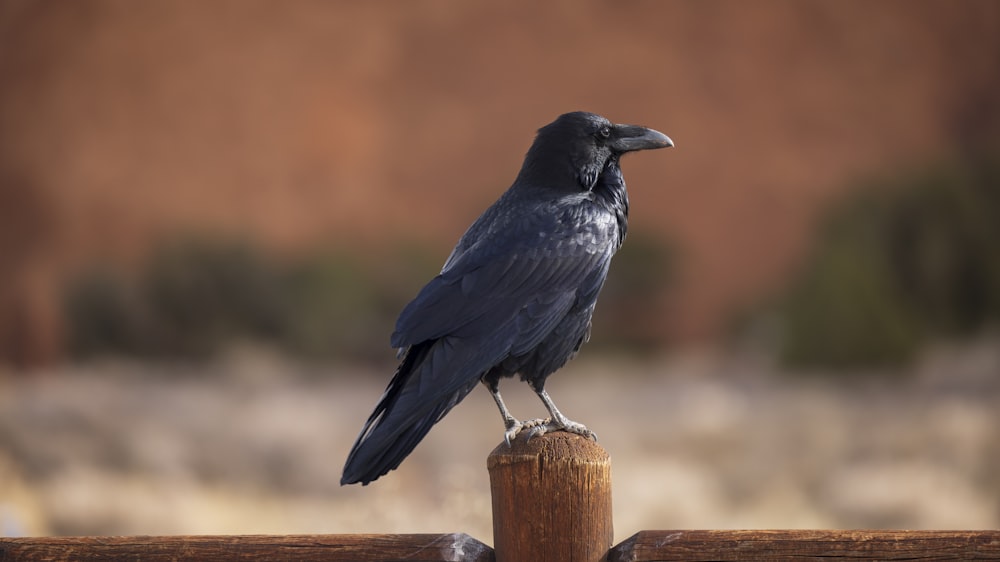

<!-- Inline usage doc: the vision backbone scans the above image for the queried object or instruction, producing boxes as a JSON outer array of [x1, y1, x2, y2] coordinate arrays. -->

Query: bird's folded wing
[[390, 208, 616, 350]]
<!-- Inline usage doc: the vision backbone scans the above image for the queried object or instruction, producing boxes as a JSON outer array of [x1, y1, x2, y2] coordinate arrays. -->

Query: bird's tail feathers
[[340, 340, 479, 485]]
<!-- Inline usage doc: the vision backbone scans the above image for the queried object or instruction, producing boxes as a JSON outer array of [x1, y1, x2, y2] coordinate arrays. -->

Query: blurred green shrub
[[64, 237, 434, 363], [280, 252, 394, 361], [141, 238, 287, 357], [778, 155, 1000, 369], [66, 238, 285, 359], [64, 267, 141, 357]]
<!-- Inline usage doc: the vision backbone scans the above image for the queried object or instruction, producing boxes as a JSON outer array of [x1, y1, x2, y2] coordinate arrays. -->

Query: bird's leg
[[526, 387, 598, 441], [483, 380, 547, 446], [488, 384, 521, 445]]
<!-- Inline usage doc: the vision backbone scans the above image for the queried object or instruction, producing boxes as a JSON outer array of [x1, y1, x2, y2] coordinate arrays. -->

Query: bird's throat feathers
[[594, 156, 629, 245]]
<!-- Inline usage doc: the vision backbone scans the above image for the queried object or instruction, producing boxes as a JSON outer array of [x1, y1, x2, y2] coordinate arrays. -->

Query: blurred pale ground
[[1, 339, 998, 542]]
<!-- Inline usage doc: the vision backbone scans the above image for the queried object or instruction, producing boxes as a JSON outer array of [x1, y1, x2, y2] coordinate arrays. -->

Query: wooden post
[[487, 431, 613, 562]]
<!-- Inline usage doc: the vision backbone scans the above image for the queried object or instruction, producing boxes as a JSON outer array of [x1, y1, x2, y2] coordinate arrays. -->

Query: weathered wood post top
[[488, 431, 613, 562]]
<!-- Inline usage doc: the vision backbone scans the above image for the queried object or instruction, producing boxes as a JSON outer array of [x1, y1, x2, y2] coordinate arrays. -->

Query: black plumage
[[341, 111, 672, 485]]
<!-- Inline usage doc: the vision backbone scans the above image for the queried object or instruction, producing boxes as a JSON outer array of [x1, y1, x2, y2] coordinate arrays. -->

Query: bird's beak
[[611, 124, 674, 152]]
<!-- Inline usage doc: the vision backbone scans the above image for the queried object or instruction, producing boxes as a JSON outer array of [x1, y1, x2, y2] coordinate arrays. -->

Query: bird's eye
[[598, 126, 612, 139]]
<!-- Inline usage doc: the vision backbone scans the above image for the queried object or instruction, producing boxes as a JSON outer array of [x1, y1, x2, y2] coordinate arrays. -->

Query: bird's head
[[516, 111, 673, 191]]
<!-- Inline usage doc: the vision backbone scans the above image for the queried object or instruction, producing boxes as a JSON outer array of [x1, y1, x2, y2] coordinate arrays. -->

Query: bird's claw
[[563, 420, 598, 442], [503, 417, 550, 446], [503, 426, 518, 447], [525, 419, 597, 442]]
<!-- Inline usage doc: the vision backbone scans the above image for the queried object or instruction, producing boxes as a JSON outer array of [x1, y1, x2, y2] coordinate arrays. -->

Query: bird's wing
[[391, 199, 618, 352]]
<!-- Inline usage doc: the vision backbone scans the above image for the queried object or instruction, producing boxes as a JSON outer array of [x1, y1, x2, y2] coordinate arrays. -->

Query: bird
[[341, 111, 672, 485]]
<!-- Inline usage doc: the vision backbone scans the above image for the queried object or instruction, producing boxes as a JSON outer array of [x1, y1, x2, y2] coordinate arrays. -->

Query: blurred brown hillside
[[1, 1, 999, 366]]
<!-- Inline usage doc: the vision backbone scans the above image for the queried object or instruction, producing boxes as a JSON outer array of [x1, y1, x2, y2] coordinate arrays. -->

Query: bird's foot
[[525, 418, 598, 442], [503, 417, 550, 446]]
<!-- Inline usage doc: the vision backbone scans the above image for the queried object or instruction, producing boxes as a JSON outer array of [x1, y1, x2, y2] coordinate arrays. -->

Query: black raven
[[341, 111, 672, 485]]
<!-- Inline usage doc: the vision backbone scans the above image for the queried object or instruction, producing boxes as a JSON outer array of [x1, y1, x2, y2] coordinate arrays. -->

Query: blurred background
[[1, 0, 999, 541]]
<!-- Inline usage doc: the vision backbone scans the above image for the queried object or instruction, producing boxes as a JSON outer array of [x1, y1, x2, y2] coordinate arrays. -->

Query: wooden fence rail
[[609, 530, 1000, 561], [3, 432, 999, 561], [0, 533, 492, 561]]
